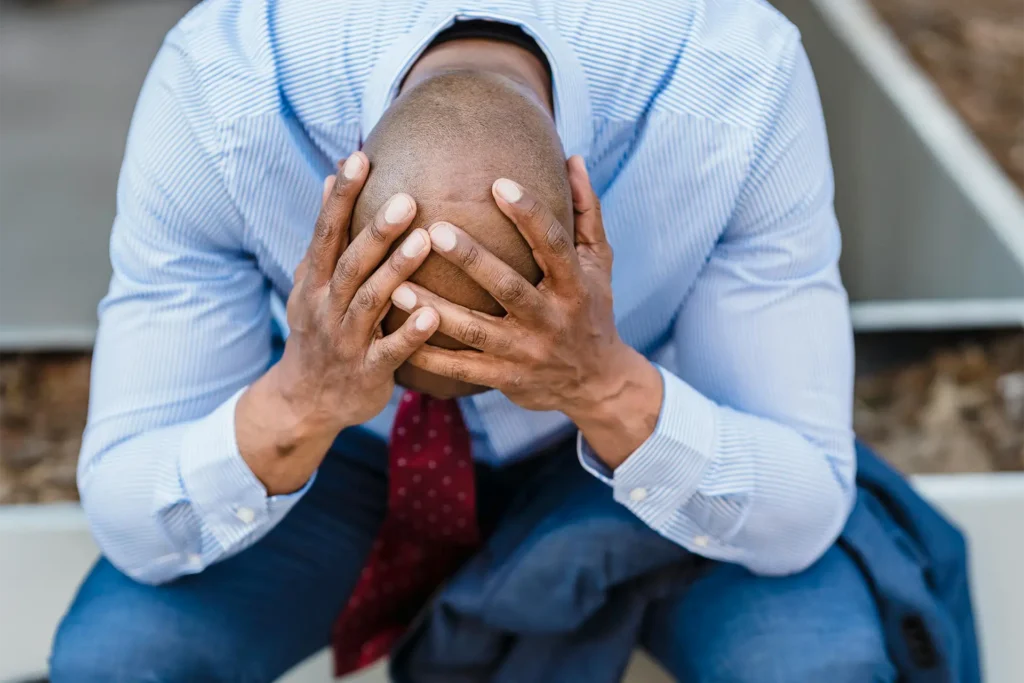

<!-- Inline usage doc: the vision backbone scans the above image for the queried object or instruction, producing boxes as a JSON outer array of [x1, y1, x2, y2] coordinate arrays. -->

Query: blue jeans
[[51, 432, 895, 682]]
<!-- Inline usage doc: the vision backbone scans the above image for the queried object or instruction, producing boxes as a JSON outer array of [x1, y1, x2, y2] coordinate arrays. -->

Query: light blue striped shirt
[[80, 0, 856, 584]]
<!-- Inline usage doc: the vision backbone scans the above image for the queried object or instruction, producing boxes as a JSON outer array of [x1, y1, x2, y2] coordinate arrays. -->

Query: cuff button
[[235, 506, 256, 524]]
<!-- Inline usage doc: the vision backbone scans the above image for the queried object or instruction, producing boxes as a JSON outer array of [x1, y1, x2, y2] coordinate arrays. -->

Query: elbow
[[77, 490, 163, 585], [741, 478, 853, 577], [81, 498, 185, 586], [77, 450, 184, 586]]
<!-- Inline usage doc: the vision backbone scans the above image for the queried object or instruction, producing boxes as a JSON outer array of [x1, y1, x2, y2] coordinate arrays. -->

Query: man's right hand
[[236, 151, 438, 495]]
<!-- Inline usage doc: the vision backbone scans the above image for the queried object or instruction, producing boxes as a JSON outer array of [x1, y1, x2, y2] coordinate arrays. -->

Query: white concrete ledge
[[6, 475, 1024, 683], [2, 473, 1022, 682]]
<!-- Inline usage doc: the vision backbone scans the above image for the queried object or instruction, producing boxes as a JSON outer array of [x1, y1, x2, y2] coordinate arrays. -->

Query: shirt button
[[694, 535, 710, 548], [235, 506, 256, 524], [629, 487, 648, 502], [187, 554, 202, 568]]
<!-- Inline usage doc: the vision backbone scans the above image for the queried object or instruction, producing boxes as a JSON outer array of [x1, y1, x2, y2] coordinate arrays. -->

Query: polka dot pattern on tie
[[332, 392, 480, 676]]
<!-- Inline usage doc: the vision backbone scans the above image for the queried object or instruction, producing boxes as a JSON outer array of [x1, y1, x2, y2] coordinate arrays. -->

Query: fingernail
[[323, 175, 335, 194], [385, 194, 413, 224], [494, 178, 522, 203], [392, 284, 416, 310], [400, 230, 427, 257], [414, 309, 437, 331], [429, 223, 457, 252], [572, 155, 590, 180], [342, 153, 363, 180]]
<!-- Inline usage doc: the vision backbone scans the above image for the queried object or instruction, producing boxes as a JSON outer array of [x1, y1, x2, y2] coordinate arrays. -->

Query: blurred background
[[3, 0, 1019, 503], [0, 0, 1021, 680]]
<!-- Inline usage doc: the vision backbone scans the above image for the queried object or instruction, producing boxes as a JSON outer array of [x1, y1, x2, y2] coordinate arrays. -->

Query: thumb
[[373, 308, 439, 370], [567, 156, 612, 269]]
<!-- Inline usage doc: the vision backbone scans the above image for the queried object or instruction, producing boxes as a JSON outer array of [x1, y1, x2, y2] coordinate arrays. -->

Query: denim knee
[[49, 575, 229, 683], [644, 546, 898, 683], [50, 610, 212, 683], [710, 630, 895, 683], [651, 622, 895, 683]]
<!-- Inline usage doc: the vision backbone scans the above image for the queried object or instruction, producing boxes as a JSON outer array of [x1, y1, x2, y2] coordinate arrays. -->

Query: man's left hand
[[390, 155, 664, 467]]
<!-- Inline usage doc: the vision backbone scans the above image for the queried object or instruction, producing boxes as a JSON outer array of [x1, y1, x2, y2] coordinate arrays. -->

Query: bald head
[[352, 70, 572, 397]]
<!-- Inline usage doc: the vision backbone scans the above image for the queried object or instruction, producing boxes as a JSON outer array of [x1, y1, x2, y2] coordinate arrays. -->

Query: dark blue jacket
[[390, 443, 980, 683]]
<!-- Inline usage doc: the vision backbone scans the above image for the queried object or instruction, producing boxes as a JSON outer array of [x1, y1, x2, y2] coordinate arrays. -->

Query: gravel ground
[[868, 0, 1024, 192], [2, 332, 1022, 504], [855, 331, 1023, 473], [0, 353, 87, 504]]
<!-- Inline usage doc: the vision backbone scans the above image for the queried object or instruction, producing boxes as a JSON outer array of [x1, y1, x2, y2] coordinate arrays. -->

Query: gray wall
[[773, 0, 1024, 313], [0, 1, 193, 348]]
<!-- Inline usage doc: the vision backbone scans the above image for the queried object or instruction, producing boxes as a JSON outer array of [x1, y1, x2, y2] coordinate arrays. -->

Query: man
[[51, 0, 899, 680]]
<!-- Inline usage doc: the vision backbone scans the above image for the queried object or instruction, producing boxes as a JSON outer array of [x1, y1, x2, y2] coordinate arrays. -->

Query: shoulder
[[163, 0, 389, 127], [155, 0, 281, 128], [562, 0, 802, 129]]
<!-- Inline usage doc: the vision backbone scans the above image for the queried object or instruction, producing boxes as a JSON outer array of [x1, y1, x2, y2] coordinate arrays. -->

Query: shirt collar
[[360, 8, 594, 160]]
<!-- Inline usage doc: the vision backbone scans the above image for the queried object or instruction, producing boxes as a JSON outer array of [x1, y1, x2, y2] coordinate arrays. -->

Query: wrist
[[568, 346, 663, 469], [567, 344, 653, 423], [265, 362, 349, 438], [236, 367, 340, 495]]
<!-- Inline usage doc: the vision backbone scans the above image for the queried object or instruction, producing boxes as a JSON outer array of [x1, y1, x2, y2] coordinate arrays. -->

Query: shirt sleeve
[[579, 38, 856, 576], [77, 31, 311, 585]]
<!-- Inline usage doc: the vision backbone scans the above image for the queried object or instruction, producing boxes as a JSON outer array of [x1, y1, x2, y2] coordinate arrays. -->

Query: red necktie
[[332, 392, 481, 675]]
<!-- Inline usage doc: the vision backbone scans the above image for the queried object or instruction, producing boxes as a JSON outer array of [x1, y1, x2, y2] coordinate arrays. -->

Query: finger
[[567, 155, 612, 269], [406, 345, 511, 388], [307, 152, 367, 286], [294, 257, 310, 286], [371, 308, 439, 371], [345, 228, 431, 333], [492, 178, 582, 284], [330, 192, 416, 314], [427, 221, 545, 319], [321, 174, 336, 207], [391, 282, 511, 354]]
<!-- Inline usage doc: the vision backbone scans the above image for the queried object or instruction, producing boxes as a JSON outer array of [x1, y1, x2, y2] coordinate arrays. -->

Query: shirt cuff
[[577, 365, 717, 529], [178, 388, 314, 552]]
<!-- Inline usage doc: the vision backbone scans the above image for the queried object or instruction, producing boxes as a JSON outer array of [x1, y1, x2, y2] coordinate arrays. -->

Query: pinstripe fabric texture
[[80, 0, 856, 584]]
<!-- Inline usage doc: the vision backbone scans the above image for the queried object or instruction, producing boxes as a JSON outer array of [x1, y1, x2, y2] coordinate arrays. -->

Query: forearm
[[235, 363, 345, 496]]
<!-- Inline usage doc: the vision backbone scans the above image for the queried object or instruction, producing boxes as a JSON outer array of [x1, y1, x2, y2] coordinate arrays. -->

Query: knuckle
[[299, 285, 322, 311], [460, 243, 481, 270], [293, 259, 309, 282], [544, 222, 571, 255], [496, 275, 528, 304], [366, 220, 388, 245], [456, 320, 488, 348], [296, 280, 314, 301], [376, 341, 401, 366], [334, 176, 360, 202], [333, 256, 361, 288], [443, 362, 469, 383], [312, 214, 334, 243], [523, 198, 545, 224], [495, 332, 514, 353], [385, 250, 407, 277], [285, 299, 303, 327], [353, 282, 380, 312]]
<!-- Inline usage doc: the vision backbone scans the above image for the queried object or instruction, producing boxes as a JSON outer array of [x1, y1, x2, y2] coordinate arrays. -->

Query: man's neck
[[401, 38, 553, 115]]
